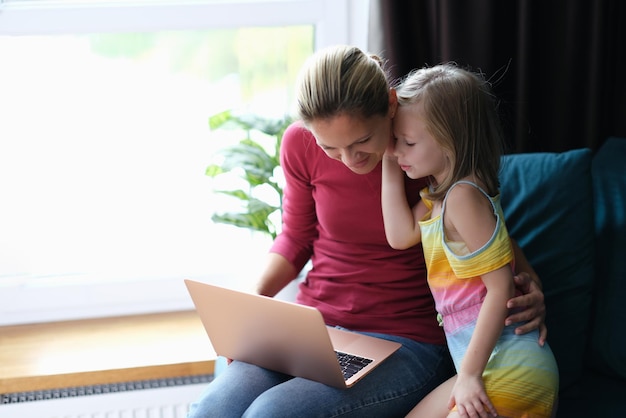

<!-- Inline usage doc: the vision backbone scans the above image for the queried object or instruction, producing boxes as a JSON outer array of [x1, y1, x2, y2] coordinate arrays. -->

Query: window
[[0, 0, 370, 325]]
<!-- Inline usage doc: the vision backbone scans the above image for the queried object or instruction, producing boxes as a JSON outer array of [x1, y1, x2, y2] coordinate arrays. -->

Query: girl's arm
[[444, 184, 512, 417], [450, 266, 513, 417], [381, 153, 425, 249]]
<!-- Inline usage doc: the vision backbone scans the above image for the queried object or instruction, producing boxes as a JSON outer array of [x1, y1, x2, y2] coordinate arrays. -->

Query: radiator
[[0, 375, 212, 418]]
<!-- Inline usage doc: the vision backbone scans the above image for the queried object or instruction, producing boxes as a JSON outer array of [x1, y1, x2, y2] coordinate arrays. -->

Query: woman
[[187, 45, 546, 418]]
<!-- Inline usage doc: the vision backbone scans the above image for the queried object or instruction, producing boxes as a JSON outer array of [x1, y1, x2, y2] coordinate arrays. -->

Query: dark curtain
[[369, 0, 626, 154]]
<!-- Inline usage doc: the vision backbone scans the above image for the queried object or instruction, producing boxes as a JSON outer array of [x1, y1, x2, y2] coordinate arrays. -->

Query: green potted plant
[[206, 110, 292, 240]]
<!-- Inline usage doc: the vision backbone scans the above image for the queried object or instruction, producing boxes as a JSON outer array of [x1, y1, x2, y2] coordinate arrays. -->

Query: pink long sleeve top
[[270, 122, 445, 345]]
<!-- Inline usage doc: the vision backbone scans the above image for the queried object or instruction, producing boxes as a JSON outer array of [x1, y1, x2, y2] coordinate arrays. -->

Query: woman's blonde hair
[[295, 45, 390, 125], [395, 63, 504, 200]]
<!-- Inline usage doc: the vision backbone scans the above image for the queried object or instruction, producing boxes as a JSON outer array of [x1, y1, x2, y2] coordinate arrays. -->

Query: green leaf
[[211, 212, 271, 235], [214, 189, 251, 201], [247, 198, 279, 215], [205, 164, 224, 177], [217, 142, 277, 186], [208, 109, 234, 130], [206, 110, 291, 239], [229, 114, 291, 137], [209, 110, 292, 136], [210, 196, 280, 238]]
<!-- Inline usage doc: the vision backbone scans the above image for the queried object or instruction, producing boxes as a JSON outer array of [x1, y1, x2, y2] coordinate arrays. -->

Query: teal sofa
[[498, 137, 626, 417]]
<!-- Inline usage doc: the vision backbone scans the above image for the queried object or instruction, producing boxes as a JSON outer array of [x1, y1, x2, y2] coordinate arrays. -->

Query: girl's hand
[[447, 373, 497, 418]]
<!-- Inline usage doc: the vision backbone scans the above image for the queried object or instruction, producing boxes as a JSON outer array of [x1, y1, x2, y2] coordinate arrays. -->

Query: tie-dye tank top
[[419, 180, 559, 418]]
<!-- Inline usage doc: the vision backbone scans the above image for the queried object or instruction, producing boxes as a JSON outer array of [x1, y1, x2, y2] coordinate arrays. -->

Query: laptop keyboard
[[335, 351, 373, 380]]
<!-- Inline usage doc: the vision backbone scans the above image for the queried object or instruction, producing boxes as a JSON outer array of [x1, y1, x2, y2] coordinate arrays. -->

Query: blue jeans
[[187, 331, 454, 418]]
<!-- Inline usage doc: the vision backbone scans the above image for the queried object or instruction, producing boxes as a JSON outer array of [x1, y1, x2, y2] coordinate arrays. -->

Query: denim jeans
[[187, 331, 454, 418]]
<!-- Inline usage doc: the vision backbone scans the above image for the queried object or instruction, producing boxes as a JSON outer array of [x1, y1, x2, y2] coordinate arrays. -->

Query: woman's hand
[[507, 272, 547, 345], [447, 373, 497, 418]]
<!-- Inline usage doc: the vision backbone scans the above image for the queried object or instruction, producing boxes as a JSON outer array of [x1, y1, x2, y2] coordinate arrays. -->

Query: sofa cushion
[[589, 137, 626, 380], [555, 371, 626, 418], [498, 149, 595, 394]]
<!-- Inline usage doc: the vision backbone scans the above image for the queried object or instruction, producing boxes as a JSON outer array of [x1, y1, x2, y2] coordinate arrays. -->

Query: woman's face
[[309, 112, 393, 175]]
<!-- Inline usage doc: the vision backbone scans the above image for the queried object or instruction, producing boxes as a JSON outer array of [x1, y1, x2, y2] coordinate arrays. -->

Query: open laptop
[[184, 279, 401, 389]]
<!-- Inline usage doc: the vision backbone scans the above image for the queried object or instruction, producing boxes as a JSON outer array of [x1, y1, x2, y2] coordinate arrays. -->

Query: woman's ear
[[388, 88, 398, 118]]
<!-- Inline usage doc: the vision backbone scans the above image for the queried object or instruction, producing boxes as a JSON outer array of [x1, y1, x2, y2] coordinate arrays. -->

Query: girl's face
[[308, 92, 397, 175], [393, 102, 449, 184]]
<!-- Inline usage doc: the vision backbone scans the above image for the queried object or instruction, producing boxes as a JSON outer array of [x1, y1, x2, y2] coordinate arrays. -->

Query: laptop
[[184, 279, 401, 389]]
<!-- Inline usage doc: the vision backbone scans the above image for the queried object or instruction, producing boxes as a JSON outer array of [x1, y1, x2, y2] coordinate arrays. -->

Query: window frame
[[0, 0, 370, 326]]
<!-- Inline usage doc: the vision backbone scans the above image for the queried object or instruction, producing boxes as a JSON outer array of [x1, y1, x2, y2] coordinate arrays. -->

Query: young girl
[[382, 64, 559, 418]]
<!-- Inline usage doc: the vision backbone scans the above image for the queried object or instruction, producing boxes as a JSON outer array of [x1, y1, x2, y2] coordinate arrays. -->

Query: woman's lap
[[187, 332, 454, 418]]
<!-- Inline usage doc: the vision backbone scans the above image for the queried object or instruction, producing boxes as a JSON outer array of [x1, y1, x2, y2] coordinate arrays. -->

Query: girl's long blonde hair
[[395, 63, 505, 200]]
